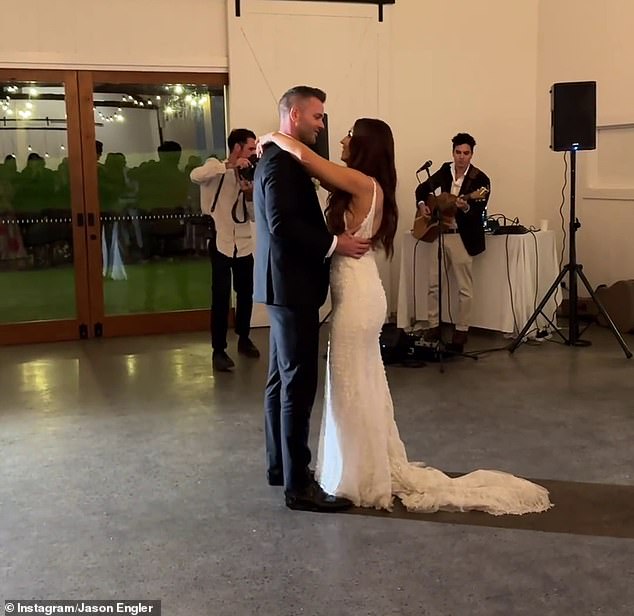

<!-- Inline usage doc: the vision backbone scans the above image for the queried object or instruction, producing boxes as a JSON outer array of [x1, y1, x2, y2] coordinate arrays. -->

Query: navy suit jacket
[[253, 144, 332, 308]]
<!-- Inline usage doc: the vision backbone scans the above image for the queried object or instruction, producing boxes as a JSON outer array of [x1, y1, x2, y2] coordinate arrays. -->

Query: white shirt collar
[[450, 162, 470, 182]]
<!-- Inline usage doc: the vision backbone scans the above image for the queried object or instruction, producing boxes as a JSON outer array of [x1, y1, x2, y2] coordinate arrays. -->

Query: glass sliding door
[[0, 70, 90, 344], [0, 70, 228, 345], [79, 72, 228, 337]]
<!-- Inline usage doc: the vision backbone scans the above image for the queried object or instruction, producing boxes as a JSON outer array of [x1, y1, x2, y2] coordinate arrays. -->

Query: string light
[[160, 84, 207, 120], [2, 84, 38, 120], [94, 108, 125, 123], [107, 86, 206, 122]]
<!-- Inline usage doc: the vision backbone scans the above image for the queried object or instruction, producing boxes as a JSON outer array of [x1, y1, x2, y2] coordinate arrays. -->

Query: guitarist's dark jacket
[[415, 162, 490, 256]]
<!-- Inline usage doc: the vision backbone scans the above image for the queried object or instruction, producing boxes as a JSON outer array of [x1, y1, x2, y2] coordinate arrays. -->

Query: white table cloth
[[397, 230, 560, 334]]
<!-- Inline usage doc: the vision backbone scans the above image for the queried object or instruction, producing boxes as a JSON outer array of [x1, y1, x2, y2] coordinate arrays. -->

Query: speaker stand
[[509, 149, 632, 358]]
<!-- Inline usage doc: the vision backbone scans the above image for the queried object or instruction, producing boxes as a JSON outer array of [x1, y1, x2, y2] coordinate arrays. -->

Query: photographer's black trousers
[[208, 242, 254, 351]]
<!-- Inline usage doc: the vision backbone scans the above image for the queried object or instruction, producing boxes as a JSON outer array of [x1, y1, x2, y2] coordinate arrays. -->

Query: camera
[[237, 154, 258, 182]]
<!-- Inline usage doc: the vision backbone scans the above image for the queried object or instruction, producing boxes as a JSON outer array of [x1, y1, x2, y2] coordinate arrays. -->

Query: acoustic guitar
[[411, 186, 489, 242]]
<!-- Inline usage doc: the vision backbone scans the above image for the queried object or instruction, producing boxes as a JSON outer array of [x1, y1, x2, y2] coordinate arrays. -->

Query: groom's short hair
[[279, 86, 327, 115]]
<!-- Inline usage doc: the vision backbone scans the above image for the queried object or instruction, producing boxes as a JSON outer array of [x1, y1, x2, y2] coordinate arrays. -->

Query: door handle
[[76, 213, 85, 227], [87, 213, 95, 227]]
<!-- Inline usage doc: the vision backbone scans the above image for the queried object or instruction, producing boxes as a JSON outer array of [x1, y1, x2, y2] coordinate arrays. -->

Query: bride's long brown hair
[[325, 118, 398, 258]]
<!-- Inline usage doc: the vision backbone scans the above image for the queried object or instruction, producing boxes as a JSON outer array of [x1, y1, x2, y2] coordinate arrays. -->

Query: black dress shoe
[[285, 480, 353, 512], [267, 470, 284, 486], [212, 351, 235, 372], [423, 326, 441, 343], [238, 337, 260, 358], [447, 330, 468, 353], [268, 469, 315, 487]]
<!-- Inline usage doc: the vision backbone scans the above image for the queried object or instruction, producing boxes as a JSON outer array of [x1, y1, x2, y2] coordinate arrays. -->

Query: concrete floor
[[1, 325, 633, 615]]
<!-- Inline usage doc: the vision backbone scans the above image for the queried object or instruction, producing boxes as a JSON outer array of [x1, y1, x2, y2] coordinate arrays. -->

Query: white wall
[[227, 0, 541, 311], [0, 0, 228, 71], [536, 0, 634, 287], [228, 0, 392, 324]]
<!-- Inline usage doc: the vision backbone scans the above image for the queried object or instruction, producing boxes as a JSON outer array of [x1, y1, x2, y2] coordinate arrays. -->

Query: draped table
[[397, 230, 560, 334]]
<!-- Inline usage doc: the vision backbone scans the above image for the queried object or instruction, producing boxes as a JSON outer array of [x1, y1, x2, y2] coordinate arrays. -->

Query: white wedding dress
[[316, 181, 551, 515]]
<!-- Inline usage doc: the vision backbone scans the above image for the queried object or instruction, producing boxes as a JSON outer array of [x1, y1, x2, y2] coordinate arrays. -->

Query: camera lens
[[239, 154, 258, 182]]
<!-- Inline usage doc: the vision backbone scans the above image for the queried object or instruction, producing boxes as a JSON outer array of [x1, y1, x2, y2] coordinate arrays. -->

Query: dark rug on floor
[[344, 477, 634, 539]]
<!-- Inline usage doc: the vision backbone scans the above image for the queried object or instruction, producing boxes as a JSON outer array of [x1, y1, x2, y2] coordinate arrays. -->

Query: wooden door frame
[[0, 69, 91, 345], [77, 70, 228, 338]]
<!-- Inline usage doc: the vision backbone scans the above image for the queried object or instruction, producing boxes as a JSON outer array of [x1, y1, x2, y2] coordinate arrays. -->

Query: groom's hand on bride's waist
[[334, 233, 371, 259]]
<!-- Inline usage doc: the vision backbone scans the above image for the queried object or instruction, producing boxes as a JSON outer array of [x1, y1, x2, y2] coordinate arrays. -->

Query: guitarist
[[414, 133, 491, 352]]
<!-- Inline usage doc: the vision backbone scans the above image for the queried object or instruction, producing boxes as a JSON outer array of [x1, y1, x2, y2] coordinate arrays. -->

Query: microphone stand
[[420, 167, 478, 373]]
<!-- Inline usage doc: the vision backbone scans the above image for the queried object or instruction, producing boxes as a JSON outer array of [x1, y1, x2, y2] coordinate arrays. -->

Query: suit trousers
[[264, 305, 320, 492], [209, 242, 254, 351], [427, 233, 473, 332]]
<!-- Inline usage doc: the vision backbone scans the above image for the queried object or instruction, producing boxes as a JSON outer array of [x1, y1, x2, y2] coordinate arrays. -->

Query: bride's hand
[[256, 132, 276, 157]]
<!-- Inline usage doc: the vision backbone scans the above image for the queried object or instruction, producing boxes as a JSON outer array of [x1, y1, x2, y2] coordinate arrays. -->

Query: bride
[[258, 119, 551, 515]]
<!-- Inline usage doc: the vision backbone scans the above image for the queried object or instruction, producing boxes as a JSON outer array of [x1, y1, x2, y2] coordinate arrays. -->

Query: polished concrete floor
[[1, 325, 633, 615]]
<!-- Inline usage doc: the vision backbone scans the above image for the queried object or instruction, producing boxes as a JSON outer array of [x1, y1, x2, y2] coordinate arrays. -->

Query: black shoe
[[238, 337, 260, 359], [267, 469, 284, 486], [285, 480, 353, 512], [447, 330, 468, 353], [423, 326, 441, 343], [268, 468, 315, 487], [212, 351, 235, 372]]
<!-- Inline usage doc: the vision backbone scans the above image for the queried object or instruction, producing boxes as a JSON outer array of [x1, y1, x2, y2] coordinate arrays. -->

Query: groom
[[254, 85, 370, 512]]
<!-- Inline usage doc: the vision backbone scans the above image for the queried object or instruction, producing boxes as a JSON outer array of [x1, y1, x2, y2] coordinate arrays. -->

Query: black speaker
[[310, 112, 330, 159], [550, 81, 596, 151]]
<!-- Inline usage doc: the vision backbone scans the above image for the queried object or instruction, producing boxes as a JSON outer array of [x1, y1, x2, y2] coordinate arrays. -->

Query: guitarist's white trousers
[[427, 233, 473, 332]]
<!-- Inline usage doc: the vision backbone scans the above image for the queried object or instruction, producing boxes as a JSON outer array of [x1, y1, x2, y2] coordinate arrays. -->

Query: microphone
[[416, 160, 433, 174]]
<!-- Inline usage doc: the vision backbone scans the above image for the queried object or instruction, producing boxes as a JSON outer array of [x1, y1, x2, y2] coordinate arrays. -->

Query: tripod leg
[[576, 268, 633, 359], [509, 266, 569, 353]]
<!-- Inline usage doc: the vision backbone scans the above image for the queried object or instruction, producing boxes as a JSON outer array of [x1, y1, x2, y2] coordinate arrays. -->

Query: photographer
[[190, 128, 260, 371]]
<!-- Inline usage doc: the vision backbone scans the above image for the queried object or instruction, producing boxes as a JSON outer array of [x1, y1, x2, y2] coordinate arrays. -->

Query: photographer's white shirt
[[190, 157, 254, 258]]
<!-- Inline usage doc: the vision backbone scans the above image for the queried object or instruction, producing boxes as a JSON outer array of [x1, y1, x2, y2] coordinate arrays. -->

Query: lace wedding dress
[[316, 181, 551, 515]]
